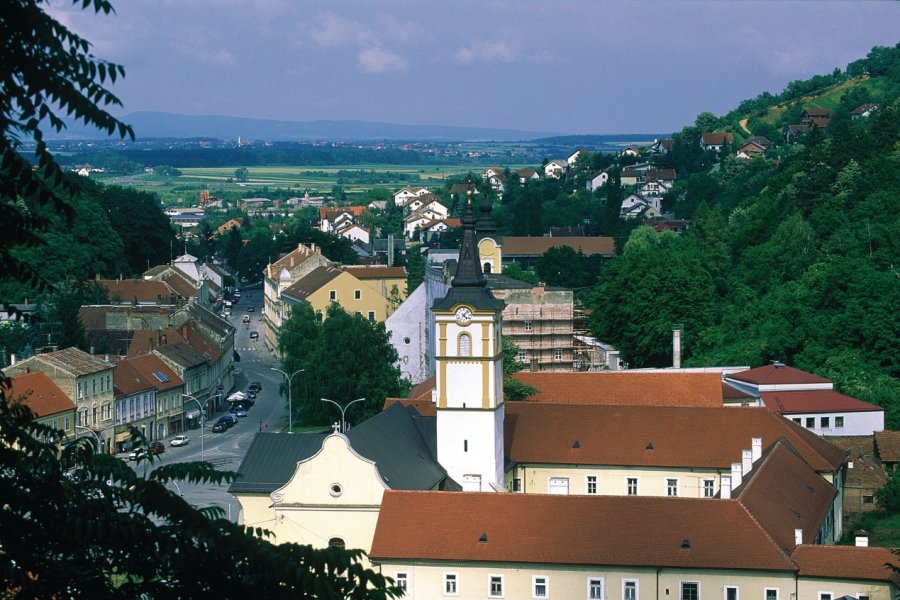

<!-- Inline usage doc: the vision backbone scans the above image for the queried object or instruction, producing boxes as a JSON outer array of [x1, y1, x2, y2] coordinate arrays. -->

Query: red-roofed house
[[725, 364, 884, 436], [7, 371, 77, 442]]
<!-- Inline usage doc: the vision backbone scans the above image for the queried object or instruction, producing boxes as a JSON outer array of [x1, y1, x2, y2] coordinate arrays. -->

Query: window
[[836, 416, 844, 428], [354, 289, 361, 300], [549, 477, 569, 495], [703, 479, 715, 498], [858, 595, 870, 600], [444, 573, 458, 595], [524, 319, 533, 331], [725, 586, 738, 600], [862, 495, 874, 504], [588, 577, 604, 599], [327, 537, 345, 550], [587, 475, 598, 495], [818, 594, 832, 600], [395, 573, 407, 592], [464, 440, 468, 452], [806, 417, 815, 428], [489, 575, 503, 598], [368, 311, 375, 322], [512, 478, 522, 492], [820, 416, 830, 428], [627, 477, 638, 495], [517, 349, 527, 362], [92, 378, 96, 394], [329, 290, 336, 300], [64, 416, 70, 430], [533, 575, 548, 598], [554, 347, 562, 361], [681, 582, 699, 600], [458, 333, 472, 357], [764, 589, 778, 600], [624, 580, 638, 600], [667, 478, 678, 497], [793, 418, 801, 425]]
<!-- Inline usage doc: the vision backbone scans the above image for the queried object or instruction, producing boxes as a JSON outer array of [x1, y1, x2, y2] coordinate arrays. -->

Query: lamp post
[[75, 424, 102, 453], [271, 368, 303, 432], [320, 398, 365, 434], [183, 393, 210, 462]]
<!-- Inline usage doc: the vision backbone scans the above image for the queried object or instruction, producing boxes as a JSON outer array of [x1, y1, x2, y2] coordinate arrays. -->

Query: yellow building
[[7, 371, 77, 446], [281, 265, 395, 323]]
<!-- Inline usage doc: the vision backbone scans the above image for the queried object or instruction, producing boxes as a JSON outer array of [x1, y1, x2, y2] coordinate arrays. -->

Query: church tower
[[431, 196, 505, 491]]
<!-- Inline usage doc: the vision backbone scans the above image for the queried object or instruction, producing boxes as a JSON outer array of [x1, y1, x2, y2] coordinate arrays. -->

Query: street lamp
[[271, 368, 303, 432], [75, 424, 102, 453], [320, 398, 365, 434], [183, 393, 211, 462]]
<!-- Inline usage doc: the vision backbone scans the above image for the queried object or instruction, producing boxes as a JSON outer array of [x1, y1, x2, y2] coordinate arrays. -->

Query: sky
[[49, 0, 899, 135]]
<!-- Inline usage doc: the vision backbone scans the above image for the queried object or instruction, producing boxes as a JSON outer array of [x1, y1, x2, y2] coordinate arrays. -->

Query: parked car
[[65, 467, 90, 482], [128, 448, 147, 461], [231, 406, 248, 418], [215, 416, 234, 429], [170, 435, 190, 447], [224, 413, 239, 425], [248, 382, 262, 394], [148, 441, 165, 455], [249, 331, 259, 340], [247, 306, 255, 312], [211, 421, 228, 433]]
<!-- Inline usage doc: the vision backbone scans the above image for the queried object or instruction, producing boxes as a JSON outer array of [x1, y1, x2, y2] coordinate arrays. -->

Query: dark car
[[148, 441, 165, 455], [211, 421, 228, 433], [215, 416, 234, 429], [248, 382, 262, 394], [247, 306, 255, 312], [231, 406, 248, 418], [249, 331, 259, 340]]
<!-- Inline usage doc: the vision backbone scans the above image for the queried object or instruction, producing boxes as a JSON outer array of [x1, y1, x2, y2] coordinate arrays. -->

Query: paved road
[[130, 292, 284, 523]]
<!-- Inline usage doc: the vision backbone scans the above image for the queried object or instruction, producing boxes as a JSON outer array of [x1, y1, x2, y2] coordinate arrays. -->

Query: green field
[[98, 163, 523, 205]]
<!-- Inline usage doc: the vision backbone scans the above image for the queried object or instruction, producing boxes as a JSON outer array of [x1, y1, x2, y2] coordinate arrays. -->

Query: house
[[622, 145, 640, 157], [566, 148, 589, 167], [646, 168, 676, 184], [4, 348, 116, 453], [335, 223, 370, 244], [95, 278, 177, 306], [851, 103, 879, 120], [403, 211, 434, 239], [418, 218, 460, 245], [392, 186, 430, 206], [637, 179, 671, 197], [723, 363, 885, 436], [652, 138, 674, 153], [701, 131, 734, 153], [737, 140, 767, 159], [801, 108, 833, 129], [216, 218, 243, 235], [874, 430, 900, 473], [110, 355, 161, 452], [281, 266, 394, 323], [543, 159, 568, 179], [744, 135, 772, 149], [115, 353, 185, 444], [514, 167, 539, 183], [420, 198, 448, 219], [342, 266, 406, 304], [7, 371, 77, 445], [828, 435, 887, 517], [621, 193, 660, 218], [786, 122, 813, 142], [481, 168, 506, 194], [484, 236, 616, 269], [619, 167, 639, 186], [586, 171, 608, 191], [319, 206, 366, 234], [449, 183, 478, 197]]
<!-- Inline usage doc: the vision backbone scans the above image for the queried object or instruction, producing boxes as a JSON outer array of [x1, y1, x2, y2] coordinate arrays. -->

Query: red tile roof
[[761, 390, 882, 414], [370, 491, 795, 571], [513, 371, 723, 407], [112, 357, 156, 396], [117, 352, 184, 392], [723, 382, 755, 400], [874, 430, 900, 463], [728, 365, 831, 386], [504, 404, 845, 472], [96, 279, 175, 303], [407, 376, 436, 402], [383, 397, 436, 417], [7, 372, 75, 417], [736, 439, 836, 553], [501, 236, 615, 256], [702, 132, 734, 145], [791, 545, 899, 581]]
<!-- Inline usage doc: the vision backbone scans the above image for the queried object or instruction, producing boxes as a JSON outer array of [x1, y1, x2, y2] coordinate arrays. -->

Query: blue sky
[[50, 0, 899, 135]]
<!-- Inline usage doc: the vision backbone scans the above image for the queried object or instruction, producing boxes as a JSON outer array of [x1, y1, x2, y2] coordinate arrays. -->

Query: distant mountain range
[[55, 111, 575, 143]]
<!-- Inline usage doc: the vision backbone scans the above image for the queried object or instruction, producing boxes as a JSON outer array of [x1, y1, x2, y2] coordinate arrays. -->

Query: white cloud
[[358, 47, 408, 73], [454, 40, 518, 65], [310, 12, 376, 48]]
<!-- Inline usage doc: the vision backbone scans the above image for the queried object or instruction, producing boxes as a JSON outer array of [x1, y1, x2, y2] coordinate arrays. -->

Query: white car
[[170, 435, 190, 447]]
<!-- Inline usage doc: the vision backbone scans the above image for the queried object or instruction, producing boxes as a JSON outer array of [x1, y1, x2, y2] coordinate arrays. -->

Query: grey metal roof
[[228, 432, 328, 494], [347, 403, 448, 491], [228, 403, 452, 496]]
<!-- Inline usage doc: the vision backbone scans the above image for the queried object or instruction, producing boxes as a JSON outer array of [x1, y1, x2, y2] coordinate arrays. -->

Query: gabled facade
[[543, 159, 568, 179], [7, 371, 77, 444]]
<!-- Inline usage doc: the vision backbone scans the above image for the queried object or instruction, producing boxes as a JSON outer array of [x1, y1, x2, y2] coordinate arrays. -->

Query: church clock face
[[455, 306, 473, 324]]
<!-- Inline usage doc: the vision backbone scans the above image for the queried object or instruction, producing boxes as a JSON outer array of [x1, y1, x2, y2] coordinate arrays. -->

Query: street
[[130, 292, 284, 523]]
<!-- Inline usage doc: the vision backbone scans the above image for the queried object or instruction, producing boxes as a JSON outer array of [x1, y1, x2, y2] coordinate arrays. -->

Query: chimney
[[90, 346, 95, 355], [742, 449, 753, 476], [855, 529, 869, 547], [751, 437, 762, 462], [720, 475, 731, 499], [794, 529, 803, 546], [731, 462, 743, 489], [181, 324, 188, 338], [672, 326, 682, 369], [157, 329, 162, 345], [10, 354, 16, 365]]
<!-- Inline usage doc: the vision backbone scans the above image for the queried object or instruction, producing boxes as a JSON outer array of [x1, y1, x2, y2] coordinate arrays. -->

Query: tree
[[278, 303, 406, 425], [97, 184, 177, 275], [502, 337, 537, 401], [1, 0, 133, 291], [405, 250, 424, 295], [234, 167, 250, 182], [0, 377, 401, 598]]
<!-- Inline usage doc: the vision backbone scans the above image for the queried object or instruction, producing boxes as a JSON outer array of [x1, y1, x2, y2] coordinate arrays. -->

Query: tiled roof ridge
[[769, 410, 847, 469], [734, 497, 797, 568]]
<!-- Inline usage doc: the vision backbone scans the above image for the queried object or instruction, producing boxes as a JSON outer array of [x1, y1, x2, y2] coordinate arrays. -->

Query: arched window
[[328, 537, 346, 550], [483, 261, 492, 274], [458, 333, 472, 357]]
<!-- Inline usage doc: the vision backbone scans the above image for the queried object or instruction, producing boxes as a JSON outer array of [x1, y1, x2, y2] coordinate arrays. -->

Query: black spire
[[451, 193, 485, 288], [475, 190, 496, 236]]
